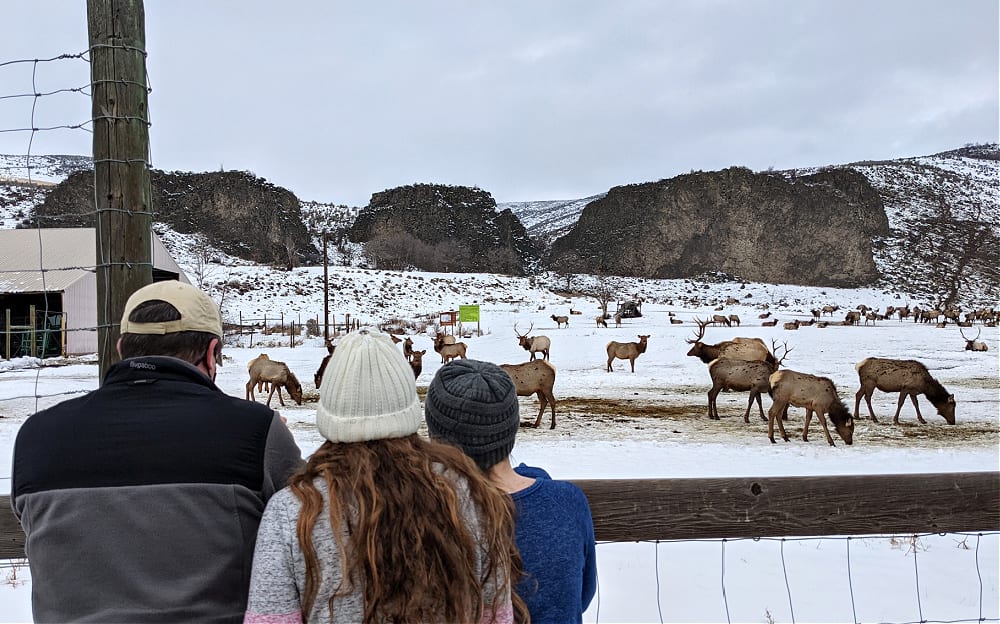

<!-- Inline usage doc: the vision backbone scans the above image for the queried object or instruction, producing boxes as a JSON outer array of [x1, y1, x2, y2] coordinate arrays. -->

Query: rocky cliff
[[547, 166, 888, 287], [348, 184, 540, 274], [30, 169, 318, 267]]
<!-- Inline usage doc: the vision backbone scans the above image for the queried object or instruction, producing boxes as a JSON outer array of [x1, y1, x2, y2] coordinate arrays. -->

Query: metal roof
[[0, 228, 181, 293]]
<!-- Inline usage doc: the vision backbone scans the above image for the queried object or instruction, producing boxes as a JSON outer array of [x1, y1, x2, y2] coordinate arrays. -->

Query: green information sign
[[459, 305, 480, 322]]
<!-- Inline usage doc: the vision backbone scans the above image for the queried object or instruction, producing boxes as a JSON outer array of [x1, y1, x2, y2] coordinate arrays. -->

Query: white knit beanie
[[316, 327, 422, 443]]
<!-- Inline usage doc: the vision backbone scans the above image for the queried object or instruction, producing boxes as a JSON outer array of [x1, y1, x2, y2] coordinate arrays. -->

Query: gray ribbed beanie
[[424, 359, 520, 471]]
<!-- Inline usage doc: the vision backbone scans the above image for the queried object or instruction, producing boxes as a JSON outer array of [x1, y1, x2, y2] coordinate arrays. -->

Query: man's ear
[[206, 338, 220, 377]]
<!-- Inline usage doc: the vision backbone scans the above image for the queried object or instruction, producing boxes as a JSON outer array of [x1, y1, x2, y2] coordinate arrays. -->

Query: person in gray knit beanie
[[425, 358, 598, 624], [424, 359, 521, 471]]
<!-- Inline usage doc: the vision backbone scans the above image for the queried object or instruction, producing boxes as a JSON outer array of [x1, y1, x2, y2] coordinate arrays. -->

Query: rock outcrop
[[547, 166, 888, 287]]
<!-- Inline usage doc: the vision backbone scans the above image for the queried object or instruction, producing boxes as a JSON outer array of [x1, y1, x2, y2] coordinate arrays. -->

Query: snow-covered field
[[1, 291, 997, 622]]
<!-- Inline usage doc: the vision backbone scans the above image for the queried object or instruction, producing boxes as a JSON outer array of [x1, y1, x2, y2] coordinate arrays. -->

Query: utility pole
[[88, 0, 152, 383], [323, 231, 329, 342]]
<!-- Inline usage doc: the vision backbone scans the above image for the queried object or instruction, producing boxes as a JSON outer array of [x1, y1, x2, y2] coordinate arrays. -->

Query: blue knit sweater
[[513, 464, 597, 624]]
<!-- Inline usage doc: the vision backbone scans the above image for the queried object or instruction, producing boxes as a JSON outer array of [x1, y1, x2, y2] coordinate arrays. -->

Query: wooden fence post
[[89, 0, 153, 383]]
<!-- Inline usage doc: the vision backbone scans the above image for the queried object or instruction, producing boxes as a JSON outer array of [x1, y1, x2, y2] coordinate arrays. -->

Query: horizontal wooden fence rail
[[1, 472, 997, 558]]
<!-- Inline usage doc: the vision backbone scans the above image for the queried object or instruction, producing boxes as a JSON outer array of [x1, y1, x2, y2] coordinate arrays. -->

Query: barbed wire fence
[[0, 50, 98, 415]]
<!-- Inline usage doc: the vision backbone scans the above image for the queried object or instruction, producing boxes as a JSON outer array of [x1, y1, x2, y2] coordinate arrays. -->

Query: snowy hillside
[[497, 194, 606, 246]]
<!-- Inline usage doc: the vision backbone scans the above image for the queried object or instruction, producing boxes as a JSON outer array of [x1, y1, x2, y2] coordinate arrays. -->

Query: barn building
[[0, 228, 188, 357]]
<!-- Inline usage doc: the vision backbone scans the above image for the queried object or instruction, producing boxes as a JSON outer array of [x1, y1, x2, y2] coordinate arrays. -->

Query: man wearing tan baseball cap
[[12, 280, 303, 623]]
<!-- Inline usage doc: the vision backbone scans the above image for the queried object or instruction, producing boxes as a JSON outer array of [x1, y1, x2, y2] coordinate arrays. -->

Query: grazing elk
[[854, 358, 956, 425], [728, 314, 741, 327], [960, 327, 988, 352], [596, 315, 608, 328], [706, 342, 791, 422], [686, 318, 775, 365], [313, 341, 336, 389], [606, 335, 649, 373], [409, 349, 426, 379], [247, 357, 303, 407], [844, 311, 861, 325], [551, 314, 569, 328], [711, 314, 732, 327], [514, 322, 551, 361], [499, 360, 558, 429], [767, 370, 855, 446]]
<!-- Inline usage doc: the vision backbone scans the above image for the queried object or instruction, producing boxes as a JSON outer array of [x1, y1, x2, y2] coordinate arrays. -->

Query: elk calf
[[854, 358, 955, 425], [247, 358, 303, 407], [768, 370, 855, 446], [499, 360, 558, 429], [606, 335, 649, 372], [403, 337, 415, 362]]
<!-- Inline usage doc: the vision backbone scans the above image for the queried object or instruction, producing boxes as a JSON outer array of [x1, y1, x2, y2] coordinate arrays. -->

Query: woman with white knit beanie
[[245, 328, 527, 624]]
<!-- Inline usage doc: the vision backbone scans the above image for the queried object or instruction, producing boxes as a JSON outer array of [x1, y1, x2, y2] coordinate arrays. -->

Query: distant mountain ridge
[[0, 143, 996, 305]]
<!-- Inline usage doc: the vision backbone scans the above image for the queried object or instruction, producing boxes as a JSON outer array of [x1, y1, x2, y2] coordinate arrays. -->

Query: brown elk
[[711, 314, 732, 327], [844, 311, 861, 325], [669, 318, 683, 325], [758, 312, 772, 319], [596, 314, 608, 328], [409, 349, 426, 379], [821, 305, 837, 316], [551, 314, 569, 328], [767, 370, 855, 446], [761, 318, 778, 327], [606, 335, 649, 372], [614, 313, 622, 328], [514, 322, 551, 361], [434, 334, 468, 363], [247, 358, 303, 407], [403, 337, 415, 362], [853, 358, 956, 425], [388, 333, 403, 344], [706, 342, 791, 422], [686, 318, 775, 365], [728, 314, 741, 327], [960, 327, 988, 352], [783, 320, 800, 330], [313, 341, 336, 389], [247, 353, 271, 393], [499, 359, 558, 429]]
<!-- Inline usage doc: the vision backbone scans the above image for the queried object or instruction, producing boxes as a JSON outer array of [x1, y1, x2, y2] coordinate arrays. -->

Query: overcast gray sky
[[3, 1, 997, 206]]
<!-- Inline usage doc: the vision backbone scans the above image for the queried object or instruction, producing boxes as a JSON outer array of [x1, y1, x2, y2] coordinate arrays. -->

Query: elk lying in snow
[[606, 335, 649, 372], [961, 327, 988, 352], [313, 341, 336, 388], [247, 358, 303, 407], [551, 314, 569, 328], [853, 357, 955, 425], [248, 353, 271, 393], [499, 359, 558, 429], [409, 349, 426, 379], [761, 318, 778, 327], [706, 342, 791, 421], [783, 320, 800, 330], [686, 318, 776, 365], [767, 370, 855, 446], [514, 322, 550, 361], [434, 334, 468, 363], [596, 315, 608, 328], [669, 318, 683, 325]]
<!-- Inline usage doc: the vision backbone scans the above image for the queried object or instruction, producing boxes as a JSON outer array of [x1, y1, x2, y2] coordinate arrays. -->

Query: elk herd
[[241, 302, 990, 446]]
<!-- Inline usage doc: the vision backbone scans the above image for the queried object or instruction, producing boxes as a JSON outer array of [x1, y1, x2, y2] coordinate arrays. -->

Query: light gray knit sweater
[[244, 475, 513, 624]]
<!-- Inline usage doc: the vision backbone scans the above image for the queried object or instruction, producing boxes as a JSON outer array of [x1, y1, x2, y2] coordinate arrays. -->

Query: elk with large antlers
[[961, 327, 988, 352], [686, 317, 776, 365], [767, 370, 855, 446], [499, 359, 558, 429], [514, 322, 551, 361], [853, 358, 956, 425], [606, 335, 649, 372], [706, 341, 792, 422]]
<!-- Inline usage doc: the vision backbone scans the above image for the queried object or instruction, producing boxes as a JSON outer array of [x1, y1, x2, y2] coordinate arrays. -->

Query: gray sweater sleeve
[[245, 491, 303, 623], [261, 412, 304, 500]]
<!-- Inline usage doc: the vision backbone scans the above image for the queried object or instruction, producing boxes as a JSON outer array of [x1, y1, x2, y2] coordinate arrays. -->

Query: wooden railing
[[1, 472, 997, 558]]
